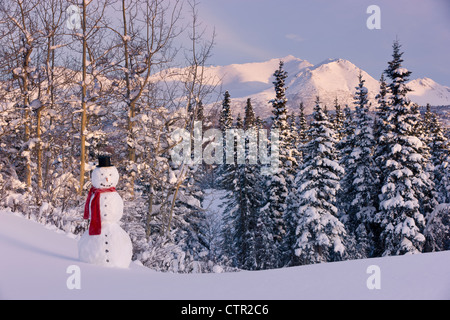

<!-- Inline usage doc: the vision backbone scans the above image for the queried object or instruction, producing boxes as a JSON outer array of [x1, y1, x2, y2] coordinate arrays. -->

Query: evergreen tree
[[287, 110, 301, 164], [336, 106, 354, 211], [375, 40, 433, 256], [337, 105, 354, 149], [423, 106, 449, 203], [297, 102, 309, 145], [336, 105, 354, 215], [405, 104, 437, 216], [255, 204, 279, 269], [219, 91, 233, 132], [217, 91, 235, 191], [333, 97, 345, 140], [241, 105, 265, 270], [424, 204, 450, 252], [259, 61, 299, 267], [371, 75, 391, 256], [220, 102, 266, 270], [236, 113, 243, 129], [339, 73, 378, 258], [217, 91, 239, 266], [219, 113, 240, 267], [373, 73, 392, 155], [244, 98, 256, 131], [269, 61, 299, 167], [196, 100, 205, 123], [292, 97, 346, 265], [323, 105, 329, 118], [438, 155, 450, 204]]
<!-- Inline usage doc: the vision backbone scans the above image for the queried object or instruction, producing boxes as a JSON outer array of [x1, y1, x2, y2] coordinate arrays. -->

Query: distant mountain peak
[[203, 56, 450, 117], [152, 55, 450, 117], [408, 77, 450, 106]]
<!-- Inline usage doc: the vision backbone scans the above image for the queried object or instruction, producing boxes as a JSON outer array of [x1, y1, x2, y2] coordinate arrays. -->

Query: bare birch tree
[[0, 0, 47, 190], [107, 0, 182, 197], [65, 0, 116, 195]]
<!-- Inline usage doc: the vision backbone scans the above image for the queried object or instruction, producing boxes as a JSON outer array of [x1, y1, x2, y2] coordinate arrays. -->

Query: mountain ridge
[[198, 55, 450, 118]]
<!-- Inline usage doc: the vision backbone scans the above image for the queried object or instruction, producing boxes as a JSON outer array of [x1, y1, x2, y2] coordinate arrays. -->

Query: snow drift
[[0, 210, 449, 300]]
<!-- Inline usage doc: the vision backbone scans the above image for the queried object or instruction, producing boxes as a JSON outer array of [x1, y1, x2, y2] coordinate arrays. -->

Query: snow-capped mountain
[[408, 77, 450, 106], [204, 55, 313, 99], [283, 58, 380, 115], [209, 56, 382, 118], [187, 55, 450, 118]]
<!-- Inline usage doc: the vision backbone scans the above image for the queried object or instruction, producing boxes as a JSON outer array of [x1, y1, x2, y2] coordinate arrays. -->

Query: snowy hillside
[[1, 210, 449, 300]]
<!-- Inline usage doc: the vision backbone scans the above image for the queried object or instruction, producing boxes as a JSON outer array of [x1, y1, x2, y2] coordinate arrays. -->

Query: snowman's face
[[91, 166, 120, 189]]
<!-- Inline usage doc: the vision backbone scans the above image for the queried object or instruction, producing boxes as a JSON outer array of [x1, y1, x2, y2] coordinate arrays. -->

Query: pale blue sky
[[193, 0, 450, 86]]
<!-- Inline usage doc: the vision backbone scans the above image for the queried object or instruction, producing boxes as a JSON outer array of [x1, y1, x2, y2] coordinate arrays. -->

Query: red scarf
[[84, 186, 117, 235]]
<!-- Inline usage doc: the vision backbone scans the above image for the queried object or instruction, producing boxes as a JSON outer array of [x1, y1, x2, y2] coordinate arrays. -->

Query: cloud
[[199, 6, 278, 62], [285, 33, 304, 42]]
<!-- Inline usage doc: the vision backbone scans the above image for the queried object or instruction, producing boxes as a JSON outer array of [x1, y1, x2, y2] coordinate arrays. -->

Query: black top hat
[[97, 155, 113, 167]]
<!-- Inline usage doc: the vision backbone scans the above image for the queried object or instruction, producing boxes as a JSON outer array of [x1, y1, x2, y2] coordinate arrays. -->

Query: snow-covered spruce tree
[[437, 154, 450, 205], [292, 97, 346, 266], [375, 40, 434, 256], [337, 105, 355, 157], [440, 155, 450, 204], [217, 91, 235, 191], [422, 109, 450, 252], [219, 91, 233, 137], [373, 73, 392, 163], [174, 175, 209, 272], [336, 105, 354, 220], [236, 104, 266, 270], [220, 113, 244, 268], [423, 106, 450, 203], [339, 73, 378, 259], [221, 101, 267, 270], [297, 102, 309, 146], [440, 125, 450, 204], [369, 74, 392, 255], [284, 102, 311, 265], [269, 61, 301, 174], [333, 98, 345, 141], [287, 110, 301, 165], [244, 98, 256, 130], [424, 204, 450, 252], [242, 105, 266, 270], [219, 99, 239, 267], [259, 61, 299, 268], [406, 104, 437, 216]]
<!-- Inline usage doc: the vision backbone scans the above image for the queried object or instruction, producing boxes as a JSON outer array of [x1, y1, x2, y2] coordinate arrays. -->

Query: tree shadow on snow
[[0, 233, 78, 263]]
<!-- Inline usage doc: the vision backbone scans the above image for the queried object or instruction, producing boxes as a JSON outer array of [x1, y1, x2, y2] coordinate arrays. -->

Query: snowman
[[78, 155, 133, 268]]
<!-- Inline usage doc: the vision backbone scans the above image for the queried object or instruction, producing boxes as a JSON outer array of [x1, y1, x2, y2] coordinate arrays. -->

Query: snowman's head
[[92, 156, 120, 189], [91, 166, 120, 189]]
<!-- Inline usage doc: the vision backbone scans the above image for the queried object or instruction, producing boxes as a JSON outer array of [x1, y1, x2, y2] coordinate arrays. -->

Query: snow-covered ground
[[0, 209, 449, 300]]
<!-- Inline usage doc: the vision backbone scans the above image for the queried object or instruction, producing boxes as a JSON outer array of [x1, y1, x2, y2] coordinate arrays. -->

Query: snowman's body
[[78, 166, 133, 268]]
